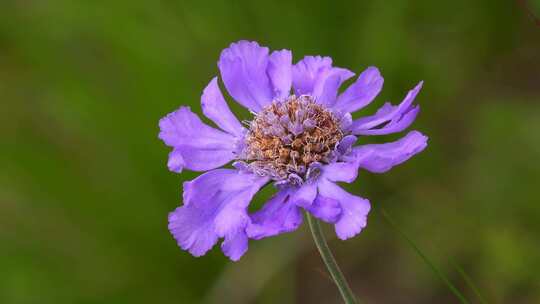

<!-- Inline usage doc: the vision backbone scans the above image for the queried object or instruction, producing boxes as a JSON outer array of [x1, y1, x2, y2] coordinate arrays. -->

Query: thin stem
[[306, 212, 358, 304], [378, 207, 471, 304], [451, 259, 489, 304]]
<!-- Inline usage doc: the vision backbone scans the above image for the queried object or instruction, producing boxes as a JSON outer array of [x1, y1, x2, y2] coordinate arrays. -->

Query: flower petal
[[267, 49, 292, 100], [168, 205, 219, 257], [172, 146, 236, 172], [292, 56, 332, 95], [167, 149, 185, 173], [201, 77, 245, 137], [221, 231, 249, 262], [306, 194, 342, 223], [333, 66, 384, 113], [292, 56, 354, 106], [159, 106, 235, 148], [315, 71, 349, 107], [289, 182, 317, 207], [247, 190, 303, 240], [351, 81, 423, 135], [158, 106, 237, 172], [170, 169, 269, 260], [335, 135, 357, 156], [356, 105, 420, 136], [322, 162, 358, 183], [349, 130, 428, 173], [218, 41, 274, 112], [317, 179, 371, 240], [183, 169, 268, 209]]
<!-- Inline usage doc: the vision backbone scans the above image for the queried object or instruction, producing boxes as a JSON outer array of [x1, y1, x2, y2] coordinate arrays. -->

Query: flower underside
[[240, 95, 343, 182]]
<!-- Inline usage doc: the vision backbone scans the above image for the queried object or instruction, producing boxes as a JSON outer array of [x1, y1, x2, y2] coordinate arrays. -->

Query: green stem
[[306, 212, 358, 304]]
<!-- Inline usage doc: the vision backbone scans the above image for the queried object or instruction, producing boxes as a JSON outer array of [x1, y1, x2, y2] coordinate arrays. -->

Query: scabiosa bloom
[[159, 41, 427, 261]]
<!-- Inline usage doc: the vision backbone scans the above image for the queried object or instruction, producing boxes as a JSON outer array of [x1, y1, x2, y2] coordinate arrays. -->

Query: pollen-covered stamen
[[242, 95, 343, 181]]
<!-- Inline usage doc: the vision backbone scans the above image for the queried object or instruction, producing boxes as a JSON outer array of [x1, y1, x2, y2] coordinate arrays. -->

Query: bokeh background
[[2, 0, 540, 303]]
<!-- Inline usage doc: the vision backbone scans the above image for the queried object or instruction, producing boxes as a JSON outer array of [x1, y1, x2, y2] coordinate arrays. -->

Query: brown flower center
[[242, 95, 343, 180]]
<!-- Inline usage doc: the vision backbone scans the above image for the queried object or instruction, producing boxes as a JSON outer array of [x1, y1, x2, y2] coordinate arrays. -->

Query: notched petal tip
[[157, 106, 238, 172], [172, 169, 269, 260], [157, 106, 190, 145], [219, 41, 270, 63], [316, 179, 371, 240], [335, 198, 370, 240], [168, 206, 219, 257]]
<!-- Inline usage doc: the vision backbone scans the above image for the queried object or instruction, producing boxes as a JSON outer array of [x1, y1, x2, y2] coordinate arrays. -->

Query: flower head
[[159, 41, 428, 261]]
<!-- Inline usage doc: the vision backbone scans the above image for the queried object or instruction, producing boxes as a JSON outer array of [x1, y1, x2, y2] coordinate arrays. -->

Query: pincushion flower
[[159, 40, 427, 261]]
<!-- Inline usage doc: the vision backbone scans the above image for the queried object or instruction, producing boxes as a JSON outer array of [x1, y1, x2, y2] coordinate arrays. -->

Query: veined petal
[[201, 77, 245, 137], [158, 106, 237, 172], [267, 49, 292, 100], [292, 56, 354, 106], [351, 81, 423, 135], [349, 130, 428, 173], [333, 66, 384, 113], [218, 41, 274, 112], [246, 190, 303, 240], [168, 205, 219, 257], [170, 169, 269, 261], [317, 179, 371, 240]]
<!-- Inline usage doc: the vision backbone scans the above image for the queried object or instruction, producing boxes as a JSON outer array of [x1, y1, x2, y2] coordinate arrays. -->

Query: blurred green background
[[2, 0, 540, 303]]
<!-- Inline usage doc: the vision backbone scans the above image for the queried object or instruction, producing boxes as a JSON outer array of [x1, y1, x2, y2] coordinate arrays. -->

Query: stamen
[[241, 95, 345, 183]]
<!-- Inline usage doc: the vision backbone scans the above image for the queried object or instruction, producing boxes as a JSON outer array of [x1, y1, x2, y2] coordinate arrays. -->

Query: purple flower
[[159, 41, 428, 261]]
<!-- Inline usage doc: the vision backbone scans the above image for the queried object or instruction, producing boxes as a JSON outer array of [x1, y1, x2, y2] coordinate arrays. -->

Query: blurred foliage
[[1, 0, 539, 303]]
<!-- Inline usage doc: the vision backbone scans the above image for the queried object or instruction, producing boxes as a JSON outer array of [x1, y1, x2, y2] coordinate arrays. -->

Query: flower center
[[240, 95, 343, 182]]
